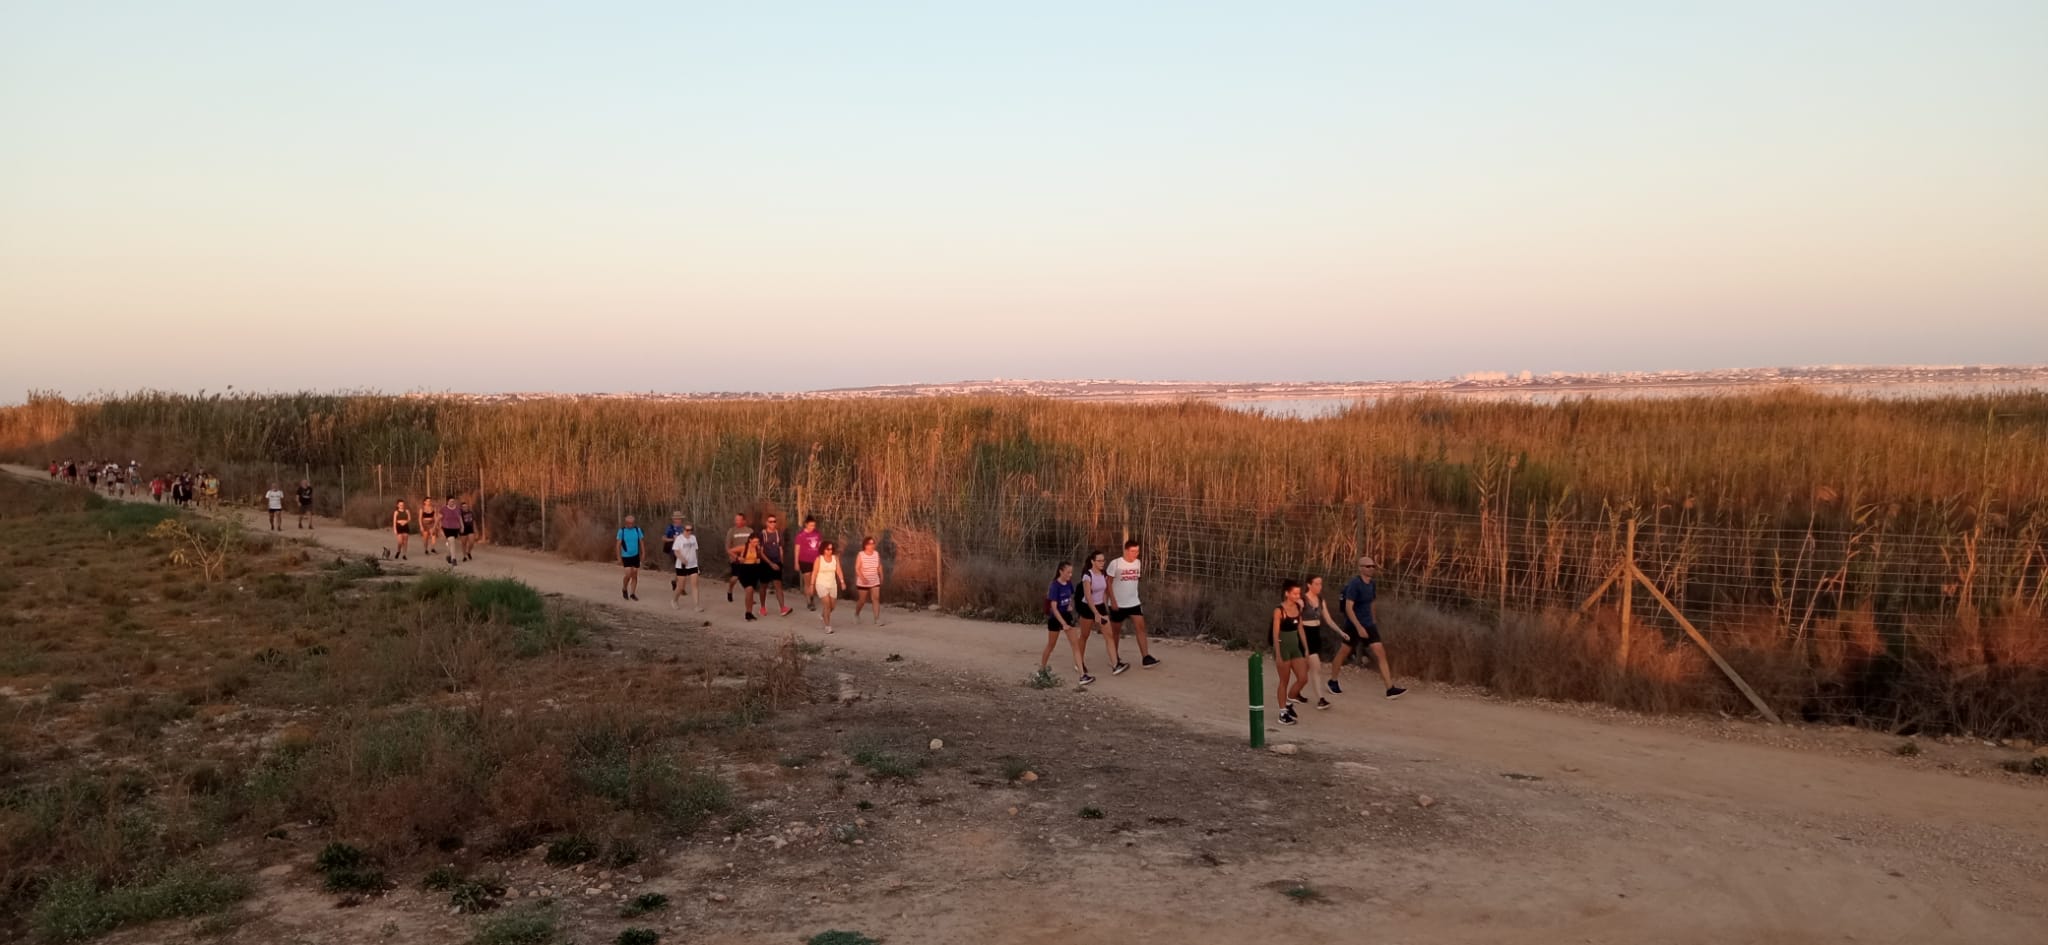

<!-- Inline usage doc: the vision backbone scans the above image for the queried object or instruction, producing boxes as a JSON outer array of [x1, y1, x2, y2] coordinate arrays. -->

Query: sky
[[2, 1, 2044, 397]]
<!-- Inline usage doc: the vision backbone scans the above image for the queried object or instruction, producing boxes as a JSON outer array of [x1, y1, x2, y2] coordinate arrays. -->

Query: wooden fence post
[[1629, 565, 1781, 724], [1621, 518, 1636, 666]]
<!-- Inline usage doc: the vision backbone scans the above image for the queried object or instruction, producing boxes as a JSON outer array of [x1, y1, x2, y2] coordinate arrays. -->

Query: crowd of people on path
[[609, 510, 1407, 713]]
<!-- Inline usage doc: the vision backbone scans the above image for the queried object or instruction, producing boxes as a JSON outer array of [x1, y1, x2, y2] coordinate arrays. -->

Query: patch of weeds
[[544, 835, 599, 867], [449, 879, 500, 914], [999, 757, 1033, 781], [807, 932, 881, 945], [473, 903, 560, 945], [723, 811, 756, 835], [1024, 667, 1060, 689], [620, 892, 669, 918], [601, 838, 642, 869], [883, 654, 903, 663], [1078, 806, 1104, 819], [1282, 883, 1326, 904], [30, 866, 250, 943], [48, 679, 89, 703], [2001, 756, 2048, 777], [850, 743, 919, 781], [616, 930, 660, 945], [833, 823, 863, 844], [1223, 637, 1250, 652], [314, 842, 387, 894], [794, 638, 825, 656], [422, 866, 463, 891], [778, 752, 815, 768], [1894, 740, 1920, 757], [855, 800, 873, 811]]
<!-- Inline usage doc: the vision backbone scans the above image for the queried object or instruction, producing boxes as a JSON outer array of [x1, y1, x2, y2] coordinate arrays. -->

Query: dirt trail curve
[[17, 466, 2048, 943]]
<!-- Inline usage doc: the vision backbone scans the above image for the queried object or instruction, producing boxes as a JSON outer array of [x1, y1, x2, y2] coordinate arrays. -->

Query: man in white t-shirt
[[263, 483, 286, 531], [671, 523, 702, 611], [1105, 538, 1159, 672]]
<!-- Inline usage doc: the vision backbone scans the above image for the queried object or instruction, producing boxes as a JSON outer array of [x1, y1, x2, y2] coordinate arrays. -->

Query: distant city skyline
[[3, 1, 2044, 397]]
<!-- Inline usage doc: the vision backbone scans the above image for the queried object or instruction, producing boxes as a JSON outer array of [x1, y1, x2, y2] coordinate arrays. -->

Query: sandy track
[[21, 466, 2047, 943]]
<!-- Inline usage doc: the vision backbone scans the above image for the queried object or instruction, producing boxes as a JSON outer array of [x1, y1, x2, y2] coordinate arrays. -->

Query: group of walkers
[[262, 481, 316, 530], [48, 459, 231, 509], [388, 496, 479, 565], [1266, 556, 1405, 725], [615, 512, 887, 633]]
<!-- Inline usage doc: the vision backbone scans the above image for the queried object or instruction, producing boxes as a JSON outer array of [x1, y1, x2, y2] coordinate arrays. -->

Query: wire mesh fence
[[160, 459, 2047, 738]]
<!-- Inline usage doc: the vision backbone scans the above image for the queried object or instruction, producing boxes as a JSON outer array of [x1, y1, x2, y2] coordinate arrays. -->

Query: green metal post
[[1248, 651, 1265, 748]]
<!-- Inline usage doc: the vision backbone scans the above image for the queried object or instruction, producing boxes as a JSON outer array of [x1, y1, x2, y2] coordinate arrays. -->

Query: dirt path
[[24, 467, 2047, 943]]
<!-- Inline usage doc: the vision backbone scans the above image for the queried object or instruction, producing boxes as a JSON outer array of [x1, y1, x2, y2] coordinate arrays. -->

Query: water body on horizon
[[1220, 379, 2048, 419]]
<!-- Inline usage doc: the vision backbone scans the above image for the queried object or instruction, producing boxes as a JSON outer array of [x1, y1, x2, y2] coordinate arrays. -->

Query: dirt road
[[25, 467, 2046, 944]]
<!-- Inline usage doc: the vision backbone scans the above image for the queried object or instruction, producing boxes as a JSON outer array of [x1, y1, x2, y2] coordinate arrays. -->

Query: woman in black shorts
[[440, 495, 463, 567], [391, 500, 412, 560], [737, 533, 765, 621], [1042, 561, 1093, 685], [418, 500, 438, 555], [459, 500, 477, 561], [1076, 551, 1119, 674], [1301, 575, 1333, 711]]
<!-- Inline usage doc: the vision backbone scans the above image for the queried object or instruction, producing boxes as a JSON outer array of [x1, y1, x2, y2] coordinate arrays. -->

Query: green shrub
[[30, 866, 248, 943], [620, 892, 668, 918], [616, 930, 659, 945], [314, 843, 386, 894], [474, 903, 560, 945], [807, 932, 881, 945], [544, 835, 598, 867]]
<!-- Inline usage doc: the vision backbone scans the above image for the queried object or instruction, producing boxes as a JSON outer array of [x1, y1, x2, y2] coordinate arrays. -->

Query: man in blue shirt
[[616, 514, 646, 602], [1336, 555, 1406, 700]]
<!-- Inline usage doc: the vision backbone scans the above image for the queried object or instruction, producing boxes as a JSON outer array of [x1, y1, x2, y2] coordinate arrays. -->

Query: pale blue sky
[[2, 1, 2044, 396]]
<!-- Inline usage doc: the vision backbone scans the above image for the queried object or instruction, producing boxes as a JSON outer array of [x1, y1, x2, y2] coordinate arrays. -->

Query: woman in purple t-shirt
[[1042, 562, 1092, 686]]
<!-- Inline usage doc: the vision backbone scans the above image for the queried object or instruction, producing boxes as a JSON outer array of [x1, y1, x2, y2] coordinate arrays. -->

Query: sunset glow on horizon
[[2, 1, 2043, 397]]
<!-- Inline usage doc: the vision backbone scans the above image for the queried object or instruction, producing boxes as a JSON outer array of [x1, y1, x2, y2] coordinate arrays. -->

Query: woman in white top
[[1078, 551, 1119, 673], [852, 537, 886, 627], [671, 523, 702, 611], [812, 540, 846, 632]]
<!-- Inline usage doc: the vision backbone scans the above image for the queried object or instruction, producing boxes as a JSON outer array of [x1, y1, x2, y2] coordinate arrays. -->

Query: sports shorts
[[675, 565, 699, 576], [1109, 604, 1143, 621], [620, 554, 641, 569]]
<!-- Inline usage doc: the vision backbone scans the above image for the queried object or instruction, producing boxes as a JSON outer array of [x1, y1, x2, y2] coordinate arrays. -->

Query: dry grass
[[0, 475, 803, 941], [5, 390, 2045, 736]]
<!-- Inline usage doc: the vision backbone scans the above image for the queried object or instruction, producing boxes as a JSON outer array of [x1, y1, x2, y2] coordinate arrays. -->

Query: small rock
[[1007, 807, 1019, 816], [627, 875, 644, 884], [929, 738, 944, 751], [1416, 794, 1436, 808], [771, 837, 788, 849], [1020, 771, 1039, 782], [708, 892, 729, 903], [855, 818, 868, 827], [1269, 743, 1299, 755], [597, 883, 613, 892], [583, 887, 602, 897]]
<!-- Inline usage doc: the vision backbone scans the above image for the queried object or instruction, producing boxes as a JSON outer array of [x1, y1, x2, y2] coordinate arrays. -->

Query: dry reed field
[[4, 389, 2045, 737]]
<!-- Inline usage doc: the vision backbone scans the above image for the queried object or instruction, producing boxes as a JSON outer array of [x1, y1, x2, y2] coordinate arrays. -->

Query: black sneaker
[[1141, 655, 1161, 668], [1278, 710, 1297, 726], [1111, 661, 1130, 676], [1316, 698, 1331, 710], [1287, 694, 1307, 706], [1326, 680, 1342, 695], [1385, 686, 1407, 700], [727, 589, 734, 602], [629, 594, 639, 601], [621, 590, 629, 600], [744, 612, 757, 622], [1078, 674, 1095, 686]]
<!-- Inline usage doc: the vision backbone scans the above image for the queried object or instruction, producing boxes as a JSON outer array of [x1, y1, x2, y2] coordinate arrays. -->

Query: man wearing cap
[[1335, 555, 1406, 700]]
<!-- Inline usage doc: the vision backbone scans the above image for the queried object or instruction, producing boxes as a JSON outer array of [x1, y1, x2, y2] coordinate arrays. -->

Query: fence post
[[1247, 651, 1265, 748], [1620, 517, 1636, 666], [934, 532, 944, 611], [338, 464, 346, 521]]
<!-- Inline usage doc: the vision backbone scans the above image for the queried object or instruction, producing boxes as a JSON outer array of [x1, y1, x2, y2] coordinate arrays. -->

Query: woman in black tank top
[[1272, 580, 1309, 725], [392, 501, 412, 560]]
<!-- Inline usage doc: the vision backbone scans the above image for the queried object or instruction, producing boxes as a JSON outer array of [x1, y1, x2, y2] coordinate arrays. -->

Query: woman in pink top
[[852, 537, 885, 627]]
